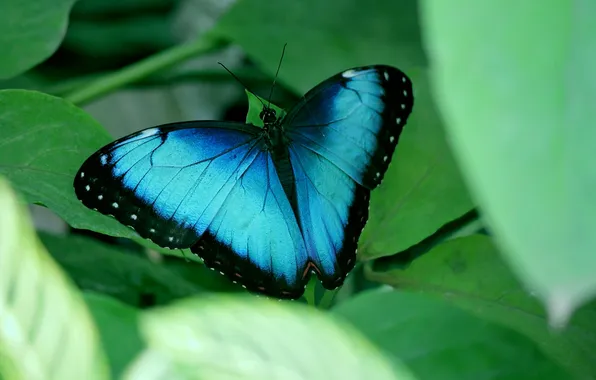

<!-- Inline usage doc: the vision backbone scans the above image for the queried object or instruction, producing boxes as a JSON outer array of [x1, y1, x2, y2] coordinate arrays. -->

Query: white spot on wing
[[80, 172, 84, 178], [383, 155, 388, 162], [402, 76, 407, 83], [100, 155, 108, 165], [403, 90, 408, 97], [400, 104, 406, 110], [375, 172, 380, 178], [131, 214, 137, 220], [396, 117, 401, 124], [98, 195, 103, 200], [389, 136, 395, 143], [168, 236, 174, 242], [149, 228, 155, 233], [112, 202, 119, 208], [85, 185, 90, 191], [137, 128, 159, 138], [383, 71, 389, 80], [342, 69, 358, 78]]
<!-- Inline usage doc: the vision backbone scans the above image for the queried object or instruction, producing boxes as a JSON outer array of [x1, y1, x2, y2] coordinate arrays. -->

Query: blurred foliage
[[0, 0, 594, 379]]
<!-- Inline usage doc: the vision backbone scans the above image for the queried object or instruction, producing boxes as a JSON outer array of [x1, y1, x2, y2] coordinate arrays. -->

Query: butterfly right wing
[[281, 65, 414, 289], [74, 122, 309, 298]]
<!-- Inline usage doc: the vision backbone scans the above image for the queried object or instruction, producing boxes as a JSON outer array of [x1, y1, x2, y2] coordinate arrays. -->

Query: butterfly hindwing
[[288, 143, 370, 288], [285, 65, 414, 189], [192, 150, 309, 298], [74, 122, 309, 297]]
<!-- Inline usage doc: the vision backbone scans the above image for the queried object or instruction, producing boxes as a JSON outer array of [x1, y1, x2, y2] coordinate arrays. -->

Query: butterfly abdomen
[[271, 145, 298, 215]]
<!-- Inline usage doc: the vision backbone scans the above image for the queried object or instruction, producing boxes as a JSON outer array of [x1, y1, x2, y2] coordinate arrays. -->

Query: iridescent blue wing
[[284, 65, 414, 286], [74, 122, 309, 298], [286, 65, 414, 188]]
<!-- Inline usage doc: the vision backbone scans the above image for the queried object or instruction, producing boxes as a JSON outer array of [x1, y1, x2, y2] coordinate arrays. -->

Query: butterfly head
[[260, 107, 278, 126]]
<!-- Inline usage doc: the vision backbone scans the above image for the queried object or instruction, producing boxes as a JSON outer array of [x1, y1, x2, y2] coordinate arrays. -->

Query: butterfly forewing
[[285, 65, 414, 189]]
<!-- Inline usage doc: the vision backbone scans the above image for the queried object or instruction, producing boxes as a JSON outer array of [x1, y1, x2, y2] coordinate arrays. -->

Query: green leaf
[[244, 90, 286, 127], [0, 89, 136, 239], [333, 290, 569, 380], [0, 176, 109, 379], [84, 292, 144, 379], [0, 0, 78, 79], [420, 1, 596, 319], [213, 0, 425, 94], [367, 235, 596, 378], [125, 296, 415, 380], [359, 69, 473, 259], [40, 233, 205, 307]]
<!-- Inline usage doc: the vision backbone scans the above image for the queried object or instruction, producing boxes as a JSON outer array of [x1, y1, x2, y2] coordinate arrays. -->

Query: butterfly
[[74, 65, 414, 299]]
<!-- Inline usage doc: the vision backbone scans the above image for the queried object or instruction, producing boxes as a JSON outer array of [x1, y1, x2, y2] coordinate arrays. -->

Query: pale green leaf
[[125, 296, 415, 380], [0, 176, 109, 379], [420, 0, 596, 319]]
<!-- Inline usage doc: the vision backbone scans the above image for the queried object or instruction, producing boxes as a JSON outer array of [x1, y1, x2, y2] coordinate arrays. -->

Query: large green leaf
[[124, 296, 415, 380], [360, 69, 473, 259], [333, 290, 569, 380], [368, 235, 596, 378], [0, 89, 134, 238], [40, 233, 207, 307], [420, 1, 596, 319], [213, 0, 425, 94], [0, 0, 77, 79], [84, 292, 144, 379], [0, 176, 109, 379]]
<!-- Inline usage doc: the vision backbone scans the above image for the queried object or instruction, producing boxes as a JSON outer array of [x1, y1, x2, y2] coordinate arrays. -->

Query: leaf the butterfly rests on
[[74, 65, 414, 299], [244, 90, 286, 127]]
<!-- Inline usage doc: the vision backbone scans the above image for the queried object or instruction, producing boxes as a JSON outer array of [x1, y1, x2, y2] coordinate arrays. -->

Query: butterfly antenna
[[267, 43, 287, 108], [218, 62, 266, 108]]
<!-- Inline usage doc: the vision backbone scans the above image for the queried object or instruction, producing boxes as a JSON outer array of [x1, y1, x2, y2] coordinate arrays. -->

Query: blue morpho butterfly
[[74, 64, 414, 299]]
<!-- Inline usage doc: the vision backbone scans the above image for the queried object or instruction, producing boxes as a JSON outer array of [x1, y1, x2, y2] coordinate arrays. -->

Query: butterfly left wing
[[284, 65, 414, 287], [74, 122, 309, 298]]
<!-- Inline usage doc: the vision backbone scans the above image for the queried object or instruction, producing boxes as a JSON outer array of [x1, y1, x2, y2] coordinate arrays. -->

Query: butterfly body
[[74, 65, 414, 299]]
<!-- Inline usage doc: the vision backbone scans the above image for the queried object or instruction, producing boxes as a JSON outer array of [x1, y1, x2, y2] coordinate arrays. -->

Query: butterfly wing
[[286, 65, 414, 189], [74, 122, 309, 298], [284, 65, 414, 286]]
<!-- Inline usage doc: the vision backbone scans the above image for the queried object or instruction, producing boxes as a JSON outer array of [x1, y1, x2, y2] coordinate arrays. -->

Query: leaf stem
[[303, 278, 317, 306], [64, 35, 226, 106], [371, 208, 482, 272], [317, 289, 337, 310]]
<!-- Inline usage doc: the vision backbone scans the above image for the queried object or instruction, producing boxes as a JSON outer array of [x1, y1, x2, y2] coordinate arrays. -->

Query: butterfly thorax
[[260, 107, 289, 159], [259, 107, 298, 212]]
